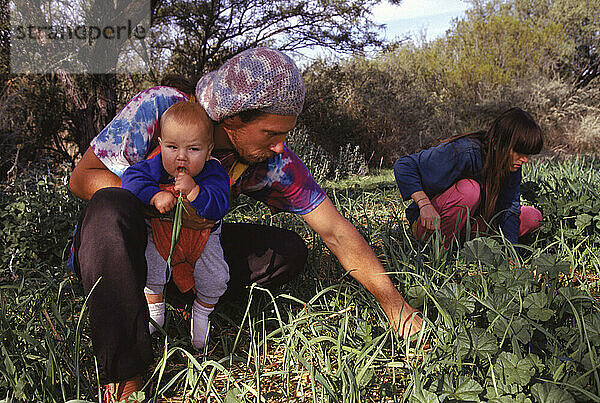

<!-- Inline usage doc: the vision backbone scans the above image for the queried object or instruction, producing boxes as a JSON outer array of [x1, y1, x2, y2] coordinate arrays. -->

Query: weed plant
[[0, 158, 599, 402], [287, 128, 368, 183]]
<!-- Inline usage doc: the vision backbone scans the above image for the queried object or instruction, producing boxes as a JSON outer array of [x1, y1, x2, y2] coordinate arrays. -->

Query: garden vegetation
[[1, 0, 600, 401]]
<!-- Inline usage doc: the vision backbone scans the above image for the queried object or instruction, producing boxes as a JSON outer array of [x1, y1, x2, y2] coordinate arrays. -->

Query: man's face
[[159, 122, 214, 177], [225, 114, 297, 164]]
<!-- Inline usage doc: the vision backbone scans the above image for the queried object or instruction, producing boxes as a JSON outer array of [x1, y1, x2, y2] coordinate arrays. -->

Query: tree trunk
[[57, 72, 118, 156]]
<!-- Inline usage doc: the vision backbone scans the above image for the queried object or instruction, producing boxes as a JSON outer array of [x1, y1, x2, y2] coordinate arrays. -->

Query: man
[[69, 47, 422, 402]]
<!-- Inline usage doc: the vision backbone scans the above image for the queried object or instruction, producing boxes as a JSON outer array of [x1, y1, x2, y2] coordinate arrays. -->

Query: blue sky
[[297, 0, 470, 62], [372, 0, 470, 41]]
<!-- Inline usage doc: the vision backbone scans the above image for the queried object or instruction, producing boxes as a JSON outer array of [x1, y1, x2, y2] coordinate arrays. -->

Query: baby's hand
[[174, 172, 199, 200], [150, 191, 176, 213]]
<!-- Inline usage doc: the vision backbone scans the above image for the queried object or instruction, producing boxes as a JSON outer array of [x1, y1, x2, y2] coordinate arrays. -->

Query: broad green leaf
[[524, 293, 553, 322], [457, 327, 498, 359], [488, 394, 532, 403], [513, 393, 534, 403], [410, 387, 439, 403], [128, 391, 146, 402], [524, 354, 545, 374], [494, 352, 535, 387], [575, 213, 592, 231], [524, 293, 547, 310], [491, 316, 532, 345], [224, 388, 244, 402], [532, 254, 570, 278], [434, 375, 482, 402], [453, 376, 483, 401], [485, 381, 522, 398], [462, 237, 503, 267], [530, 383, 574, 403], [435, 282, 475, 318], [356, 320, 372, 343], [488, 293, 520, 317], [407, 285, 426, 308]]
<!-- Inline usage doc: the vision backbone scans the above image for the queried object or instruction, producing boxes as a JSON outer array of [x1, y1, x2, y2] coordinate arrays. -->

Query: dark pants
[[74, 188, 308, 384]]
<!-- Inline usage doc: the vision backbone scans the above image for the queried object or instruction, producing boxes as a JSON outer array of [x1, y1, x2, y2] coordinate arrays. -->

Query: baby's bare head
[[160, 101, 214, 146]]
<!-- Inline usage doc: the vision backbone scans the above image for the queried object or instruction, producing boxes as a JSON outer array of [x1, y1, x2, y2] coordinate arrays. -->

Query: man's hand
[[390, 301, 423, 339], [150, 191, 176, 213], [174, 172, 199, 201], [302, 197, 423, 339]]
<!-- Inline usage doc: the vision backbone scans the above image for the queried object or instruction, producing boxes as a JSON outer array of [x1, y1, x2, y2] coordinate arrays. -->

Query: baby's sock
[[191, 300, 214, 349], [147, 300, 165, 335]]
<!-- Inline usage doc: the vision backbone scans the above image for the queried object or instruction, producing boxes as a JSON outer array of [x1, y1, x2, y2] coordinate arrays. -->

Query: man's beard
[[228, 131, 278, 164], [232, 148, 275, 165], [233, 150, 276, 165]]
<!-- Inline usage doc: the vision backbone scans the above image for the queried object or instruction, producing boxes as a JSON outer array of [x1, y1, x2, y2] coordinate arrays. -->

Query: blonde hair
[[160, 101, 214, 143]]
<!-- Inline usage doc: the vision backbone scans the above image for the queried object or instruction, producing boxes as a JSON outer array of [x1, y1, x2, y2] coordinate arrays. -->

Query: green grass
[[1, 158, 600, 402], [322, 169, 396, 190]]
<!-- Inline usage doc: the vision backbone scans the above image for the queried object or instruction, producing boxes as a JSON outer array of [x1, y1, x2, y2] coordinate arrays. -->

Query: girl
[[394, 107, 543, 249]]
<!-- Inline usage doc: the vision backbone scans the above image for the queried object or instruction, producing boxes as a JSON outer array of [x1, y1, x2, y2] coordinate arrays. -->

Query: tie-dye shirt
[[90, 86, 326, 215]]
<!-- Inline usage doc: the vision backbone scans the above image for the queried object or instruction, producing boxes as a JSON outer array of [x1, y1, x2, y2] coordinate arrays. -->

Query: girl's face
[[508, 150, 530, 172]]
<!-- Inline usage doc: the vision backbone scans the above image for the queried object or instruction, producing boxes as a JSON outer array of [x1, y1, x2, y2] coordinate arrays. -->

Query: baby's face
[[159, 122, 213, 177]]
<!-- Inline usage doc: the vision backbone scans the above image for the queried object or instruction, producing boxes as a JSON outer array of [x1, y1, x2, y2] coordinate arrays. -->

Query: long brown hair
[[444, 108, 543, 219]]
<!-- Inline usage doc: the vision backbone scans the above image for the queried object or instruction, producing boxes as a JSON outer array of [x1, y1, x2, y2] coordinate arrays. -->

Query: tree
[[0, 0, 9, 87], [52, 0, 159, 155], [151, 0, 392, 78], [29, 0, 399, 161], [469, 0, 600, 88], [0, 0, 156, 179]]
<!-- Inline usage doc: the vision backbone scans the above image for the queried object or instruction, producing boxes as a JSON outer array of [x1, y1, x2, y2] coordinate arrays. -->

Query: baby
[[122, 101, 230, 349]]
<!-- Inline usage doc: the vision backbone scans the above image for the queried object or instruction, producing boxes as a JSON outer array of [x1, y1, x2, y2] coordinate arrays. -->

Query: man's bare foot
[[103, 375, 142, 403]]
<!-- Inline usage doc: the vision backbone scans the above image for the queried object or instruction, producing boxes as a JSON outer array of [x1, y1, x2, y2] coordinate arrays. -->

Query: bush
[[287, 126, 368, 183], [299, 0, 600, 164], [0, 76, 72, 181], [301, 57, 443, 168]]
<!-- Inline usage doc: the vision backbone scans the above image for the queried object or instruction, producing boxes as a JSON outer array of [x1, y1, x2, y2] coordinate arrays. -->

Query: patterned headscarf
[[196, 47, 305, 122]]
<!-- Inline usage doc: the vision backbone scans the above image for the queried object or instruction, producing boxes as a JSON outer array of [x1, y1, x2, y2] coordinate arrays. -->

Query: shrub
[[301, 57, 442, 168], [286, 126, 368, 183], [0, 76, 72, 181]]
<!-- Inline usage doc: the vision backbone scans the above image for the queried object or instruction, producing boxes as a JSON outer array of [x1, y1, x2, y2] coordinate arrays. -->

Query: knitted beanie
[[196, 47, 305, 121]]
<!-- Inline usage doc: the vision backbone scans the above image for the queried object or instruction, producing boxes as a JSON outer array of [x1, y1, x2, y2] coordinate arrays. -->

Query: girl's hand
[[150, 191, 176, 213], [174, 172, 199, 200], [419, 204, 441, 231]]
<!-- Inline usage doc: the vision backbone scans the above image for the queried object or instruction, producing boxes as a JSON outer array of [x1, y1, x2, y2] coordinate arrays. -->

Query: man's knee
[[284, 230, 308, 277], [78, 187, 147, 283], [86, 188, 143, 223]]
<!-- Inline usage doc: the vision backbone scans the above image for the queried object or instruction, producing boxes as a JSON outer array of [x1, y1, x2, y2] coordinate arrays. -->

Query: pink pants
[[413, 179, 542, 248]]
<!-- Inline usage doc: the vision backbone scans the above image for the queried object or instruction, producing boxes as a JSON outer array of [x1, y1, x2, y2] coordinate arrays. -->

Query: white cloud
[[372, 0, 469, 23]]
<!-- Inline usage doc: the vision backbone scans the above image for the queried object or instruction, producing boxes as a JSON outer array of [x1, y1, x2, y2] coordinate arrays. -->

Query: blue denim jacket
[[393, 137, 522, 243]]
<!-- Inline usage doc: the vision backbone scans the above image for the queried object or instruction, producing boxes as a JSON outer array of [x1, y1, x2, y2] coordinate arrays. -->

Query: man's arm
[[69, 148, 121, 201], [301, 197, 422, 338]]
